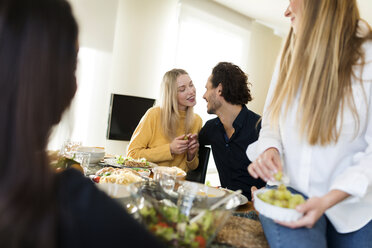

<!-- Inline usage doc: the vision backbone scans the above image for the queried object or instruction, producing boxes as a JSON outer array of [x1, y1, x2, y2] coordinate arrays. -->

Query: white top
[[247, 35, 372, 232]]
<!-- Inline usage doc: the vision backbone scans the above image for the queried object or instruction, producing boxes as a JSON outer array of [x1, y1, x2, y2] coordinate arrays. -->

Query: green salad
[[139, 205, 215, 248]]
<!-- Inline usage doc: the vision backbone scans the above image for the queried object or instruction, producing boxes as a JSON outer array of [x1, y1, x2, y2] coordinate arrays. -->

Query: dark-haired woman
[[0, 1, 164, 247]]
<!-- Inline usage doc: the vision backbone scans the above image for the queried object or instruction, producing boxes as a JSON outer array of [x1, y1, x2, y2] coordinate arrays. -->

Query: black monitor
[[107, 94, 155, 141]]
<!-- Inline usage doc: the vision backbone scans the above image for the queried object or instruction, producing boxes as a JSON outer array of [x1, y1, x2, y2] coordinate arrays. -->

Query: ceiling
[[214, 0, 372, 36]]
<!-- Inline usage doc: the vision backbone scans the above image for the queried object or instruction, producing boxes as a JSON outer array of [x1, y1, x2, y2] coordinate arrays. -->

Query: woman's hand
[[251, 186, 258, 202], [247, 147, 282, 182], [276, 190, 350, 229], [170, 135, 189, 155], [276, 197, 327, 228], [186, 134, 199, 161]]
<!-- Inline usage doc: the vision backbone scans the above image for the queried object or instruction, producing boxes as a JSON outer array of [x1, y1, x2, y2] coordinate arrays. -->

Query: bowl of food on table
[[124, 156, 157, 168], [103, 156, 158, 168], [92, 167, 145, 185], [48, 150, 84, 174], [127, 180, 240, 248], [92, 167, 146, 209], [152, 166, 187, 180], [76, 146, 105, 164]]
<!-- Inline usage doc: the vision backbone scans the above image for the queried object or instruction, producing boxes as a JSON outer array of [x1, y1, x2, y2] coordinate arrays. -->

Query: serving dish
[[101, 158, 158, 168], [219, 188, 248, 206], [76, 146, 105, 164], [253, 188, 303, 222], [128, 180, 238, 247]]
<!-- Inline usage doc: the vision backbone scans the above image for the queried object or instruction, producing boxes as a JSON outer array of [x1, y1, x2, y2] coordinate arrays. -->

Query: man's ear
[[217, 83, 223, 96]]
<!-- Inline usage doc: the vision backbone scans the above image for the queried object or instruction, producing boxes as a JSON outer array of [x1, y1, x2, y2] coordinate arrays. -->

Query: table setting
[[49, 141, 268, 248]]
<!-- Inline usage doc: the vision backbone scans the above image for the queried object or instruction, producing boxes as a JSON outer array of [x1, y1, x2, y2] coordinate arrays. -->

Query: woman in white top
[[247, 0, 372, 247]]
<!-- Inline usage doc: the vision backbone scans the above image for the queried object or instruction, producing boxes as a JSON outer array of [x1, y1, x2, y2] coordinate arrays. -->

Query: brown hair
[[267, 0, 372, 145], [0, 0, 78, 247], [211, 62, 252, 105]]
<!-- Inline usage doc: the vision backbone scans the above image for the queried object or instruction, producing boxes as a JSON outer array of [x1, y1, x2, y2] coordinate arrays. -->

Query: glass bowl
[[127, 180, 239, 247]]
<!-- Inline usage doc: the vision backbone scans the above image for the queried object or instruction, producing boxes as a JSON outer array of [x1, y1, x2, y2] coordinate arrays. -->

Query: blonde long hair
[[158, 69, 194, 140], [268, 0, 372, 145]]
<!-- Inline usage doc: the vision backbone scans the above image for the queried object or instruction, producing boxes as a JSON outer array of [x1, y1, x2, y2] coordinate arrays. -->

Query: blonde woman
[[247, 0, 372, 247], [127, 69, 202, 172]]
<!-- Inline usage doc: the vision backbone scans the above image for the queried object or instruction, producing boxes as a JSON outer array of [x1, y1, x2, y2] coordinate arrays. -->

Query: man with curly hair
[[199, 62, 265, 200]]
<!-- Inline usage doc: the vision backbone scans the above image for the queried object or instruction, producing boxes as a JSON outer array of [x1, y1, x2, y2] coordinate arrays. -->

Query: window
[[175, 2, 252, 185]]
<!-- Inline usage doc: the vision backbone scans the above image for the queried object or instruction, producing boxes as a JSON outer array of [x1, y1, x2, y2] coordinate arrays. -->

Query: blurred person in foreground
[[0, 1, 165, 247], [247, 0, 372, 247], [127, 69, 202, 172], [199, 62, 265, 200]]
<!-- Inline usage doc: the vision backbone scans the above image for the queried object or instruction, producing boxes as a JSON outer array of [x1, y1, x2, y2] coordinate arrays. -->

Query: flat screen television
[[107, 94, 155, 141]]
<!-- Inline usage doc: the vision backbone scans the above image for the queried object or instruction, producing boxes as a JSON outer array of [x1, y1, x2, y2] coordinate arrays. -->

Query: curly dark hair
[[211, 62, 252, 105]]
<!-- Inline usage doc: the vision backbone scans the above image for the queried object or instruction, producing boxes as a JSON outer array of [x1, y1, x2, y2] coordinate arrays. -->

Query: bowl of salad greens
[[128, 180, 238, 248]]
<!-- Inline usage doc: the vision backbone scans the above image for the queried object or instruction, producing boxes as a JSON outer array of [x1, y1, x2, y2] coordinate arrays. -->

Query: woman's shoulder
[[56, 169, 101, 204], [56, 169, 166, 248], [141, 106, 161, 121], [56, 168, 88, 189], [146, 106, 161, 115]]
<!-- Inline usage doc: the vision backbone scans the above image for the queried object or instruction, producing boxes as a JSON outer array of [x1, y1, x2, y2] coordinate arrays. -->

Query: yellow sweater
[[127, 106, 203, 172]]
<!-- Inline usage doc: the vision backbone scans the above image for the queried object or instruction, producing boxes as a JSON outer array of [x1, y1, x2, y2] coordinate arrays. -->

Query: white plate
[[103, 158, 158, 168], [103, 158, 123, 167], [77, 147, 105, 164], [236, 193, 248, 206], [196, 185, 226, 198], [220, 188, 248, 206]]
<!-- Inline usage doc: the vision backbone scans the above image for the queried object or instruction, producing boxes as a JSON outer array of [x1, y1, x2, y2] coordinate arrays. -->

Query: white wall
[[50, 0, 282, 157], [69, 0, 118, 52], [247, 22, 283, 115], [106, 0, 179, 155], [48, 0, 119, 151]]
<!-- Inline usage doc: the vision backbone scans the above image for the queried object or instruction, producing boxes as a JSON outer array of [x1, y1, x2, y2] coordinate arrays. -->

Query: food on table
[[153, 166, 186, 178], [196, 192, 217, 197], [92, 175, 101, 183], [139, 205, 215, 248], [174, 167, 186, 177], [96, 166, 117, 175], [50, 155, 84, 174], [123, 156, 151, 167], [130, 168, 151, 177], [95, 167, 144, 185], [116, 155, 125, 165], [257, 184, 305, 209]]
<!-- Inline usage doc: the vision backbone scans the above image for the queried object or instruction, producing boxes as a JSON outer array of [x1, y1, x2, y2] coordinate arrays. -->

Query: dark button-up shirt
[[199, 105, 265, 200]]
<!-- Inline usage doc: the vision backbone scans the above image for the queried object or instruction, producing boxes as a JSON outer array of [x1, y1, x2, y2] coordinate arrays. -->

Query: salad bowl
[[127, 180, 239, 248]]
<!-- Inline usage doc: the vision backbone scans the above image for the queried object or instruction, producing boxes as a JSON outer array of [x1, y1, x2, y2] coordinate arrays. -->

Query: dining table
[[86, 163, 269, 248], [210, 201, 268, 248]]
